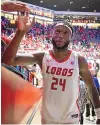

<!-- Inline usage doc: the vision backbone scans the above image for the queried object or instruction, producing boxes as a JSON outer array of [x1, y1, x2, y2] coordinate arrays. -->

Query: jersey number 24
[[51, 77, 66, 91]]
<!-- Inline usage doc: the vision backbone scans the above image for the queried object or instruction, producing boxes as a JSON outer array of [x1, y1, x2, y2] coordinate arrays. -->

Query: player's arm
[[4, 52, 44, 67], [1, 29, 44, 66], [79, 56, 100, 109], [1, 13, 44, 67], [1, 30, 44, 67]]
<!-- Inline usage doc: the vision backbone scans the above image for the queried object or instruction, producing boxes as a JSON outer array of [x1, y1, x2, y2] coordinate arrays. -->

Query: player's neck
[[52, 48, 70, 60]]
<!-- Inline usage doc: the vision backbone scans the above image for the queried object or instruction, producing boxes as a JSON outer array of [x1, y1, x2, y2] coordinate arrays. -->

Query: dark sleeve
[[93, 77, 100, 88], [2, 63, 24, 78]]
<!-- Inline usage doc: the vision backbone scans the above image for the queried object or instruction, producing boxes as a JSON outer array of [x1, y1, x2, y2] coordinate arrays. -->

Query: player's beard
[[51, 39, 70, 51]]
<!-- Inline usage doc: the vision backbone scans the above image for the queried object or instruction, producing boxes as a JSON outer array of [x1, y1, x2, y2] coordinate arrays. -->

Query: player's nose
[[59, 32, 64, 38]]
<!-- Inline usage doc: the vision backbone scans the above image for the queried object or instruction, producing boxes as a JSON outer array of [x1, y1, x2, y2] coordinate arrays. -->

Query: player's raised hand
[[17, 12, 35, 32]]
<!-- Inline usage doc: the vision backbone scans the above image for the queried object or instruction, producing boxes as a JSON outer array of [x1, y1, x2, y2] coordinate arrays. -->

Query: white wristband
[[95, 108, 100, 119]]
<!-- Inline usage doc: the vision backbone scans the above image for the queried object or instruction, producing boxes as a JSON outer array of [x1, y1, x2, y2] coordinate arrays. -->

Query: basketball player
[[2, 13, 100, 124]]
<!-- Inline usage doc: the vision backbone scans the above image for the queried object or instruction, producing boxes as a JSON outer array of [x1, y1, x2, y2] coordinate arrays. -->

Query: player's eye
[[55, 30, 60, 33], [64, 31, 68, 35]]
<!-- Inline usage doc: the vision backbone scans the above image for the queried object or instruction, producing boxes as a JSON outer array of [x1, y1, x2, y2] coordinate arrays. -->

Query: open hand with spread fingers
[[17, 12, 35, 33]]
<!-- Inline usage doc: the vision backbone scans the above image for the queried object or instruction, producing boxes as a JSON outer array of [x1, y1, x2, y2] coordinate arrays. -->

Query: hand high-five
[[1, 2, 32, 12]]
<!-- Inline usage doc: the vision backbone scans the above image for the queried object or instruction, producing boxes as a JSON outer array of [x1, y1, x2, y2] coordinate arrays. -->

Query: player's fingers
[[30, 17, 35, 27], [25, 10, 29, 16]]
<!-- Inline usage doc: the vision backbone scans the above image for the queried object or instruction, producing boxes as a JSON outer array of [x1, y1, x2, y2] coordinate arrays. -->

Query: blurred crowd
[[1, 16, 100, 60]]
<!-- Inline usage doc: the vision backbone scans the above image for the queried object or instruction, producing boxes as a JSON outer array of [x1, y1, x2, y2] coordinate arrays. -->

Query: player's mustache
[[52, 37, 64, 42]]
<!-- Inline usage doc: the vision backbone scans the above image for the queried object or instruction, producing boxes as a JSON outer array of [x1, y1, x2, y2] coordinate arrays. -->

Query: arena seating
[[1, 16, 100, 60]]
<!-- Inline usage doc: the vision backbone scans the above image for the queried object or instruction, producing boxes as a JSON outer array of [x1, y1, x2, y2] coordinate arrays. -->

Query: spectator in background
[[31, 64, 38, 86], [1, 15, 100, 60], [93, 74, 100, 95], [79, 78, 88, 124], [32, 64, 42, 87], [95, 62, 100, 74], [85, 70, 100, 121], [85, 91, 96, 121]]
